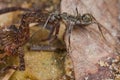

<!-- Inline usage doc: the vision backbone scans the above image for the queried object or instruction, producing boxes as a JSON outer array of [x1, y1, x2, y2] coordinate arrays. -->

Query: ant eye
[[82, 14, 92, 23]]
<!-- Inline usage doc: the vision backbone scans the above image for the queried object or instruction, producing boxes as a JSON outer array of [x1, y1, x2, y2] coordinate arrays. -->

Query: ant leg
[[65, 22, 74, 53], [18, 47, 25, 71], [43, 14, 53, 29], [41, 12, 60, 42], [49, 22, 60, 43], [63, 23, 68, 40]]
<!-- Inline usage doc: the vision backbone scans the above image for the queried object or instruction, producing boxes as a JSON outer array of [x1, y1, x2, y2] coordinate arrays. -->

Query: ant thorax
[[59, 12, 93, 26], [60, 12, 77, 25]]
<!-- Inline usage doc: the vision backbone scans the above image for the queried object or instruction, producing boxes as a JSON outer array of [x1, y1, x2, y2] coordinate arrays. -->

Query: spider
[[0, 8, 49, 72], [29, 8, 110, 52]]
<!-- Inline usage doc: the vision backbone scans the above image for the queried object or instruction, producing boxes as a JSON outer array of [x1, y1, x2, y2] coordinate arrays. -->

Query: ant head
[[81, 13, 93, 25]]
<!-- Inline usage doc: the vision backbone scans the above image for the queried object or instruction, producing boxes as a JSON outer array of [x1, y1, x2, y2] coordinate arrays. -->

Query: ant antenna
[[90, 14, 107, 41]]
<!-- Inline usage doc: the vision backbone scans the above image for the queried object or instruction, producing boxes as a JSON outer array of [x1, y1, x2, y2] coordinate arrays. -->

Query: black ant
[[0, 7, 49, 72], [29, 8, 109, 52]]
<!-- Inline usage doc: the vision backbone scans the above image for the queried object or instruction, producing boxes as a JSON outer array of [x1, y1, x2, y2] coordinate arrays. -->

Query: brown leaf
[[61, 0, 120, 80]]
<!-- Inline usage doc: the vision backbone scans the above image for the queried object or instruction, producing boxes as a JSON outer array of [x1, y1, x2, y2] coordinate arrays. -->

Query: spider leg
[[0, 66, 18, 73], [0, 48, 25, 73], [0, 54, 17, 73], [0, 7, 30, 15], [28, 44, 66, 52], [18, 47, 25, 71], [0, 56, 6, 64]]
